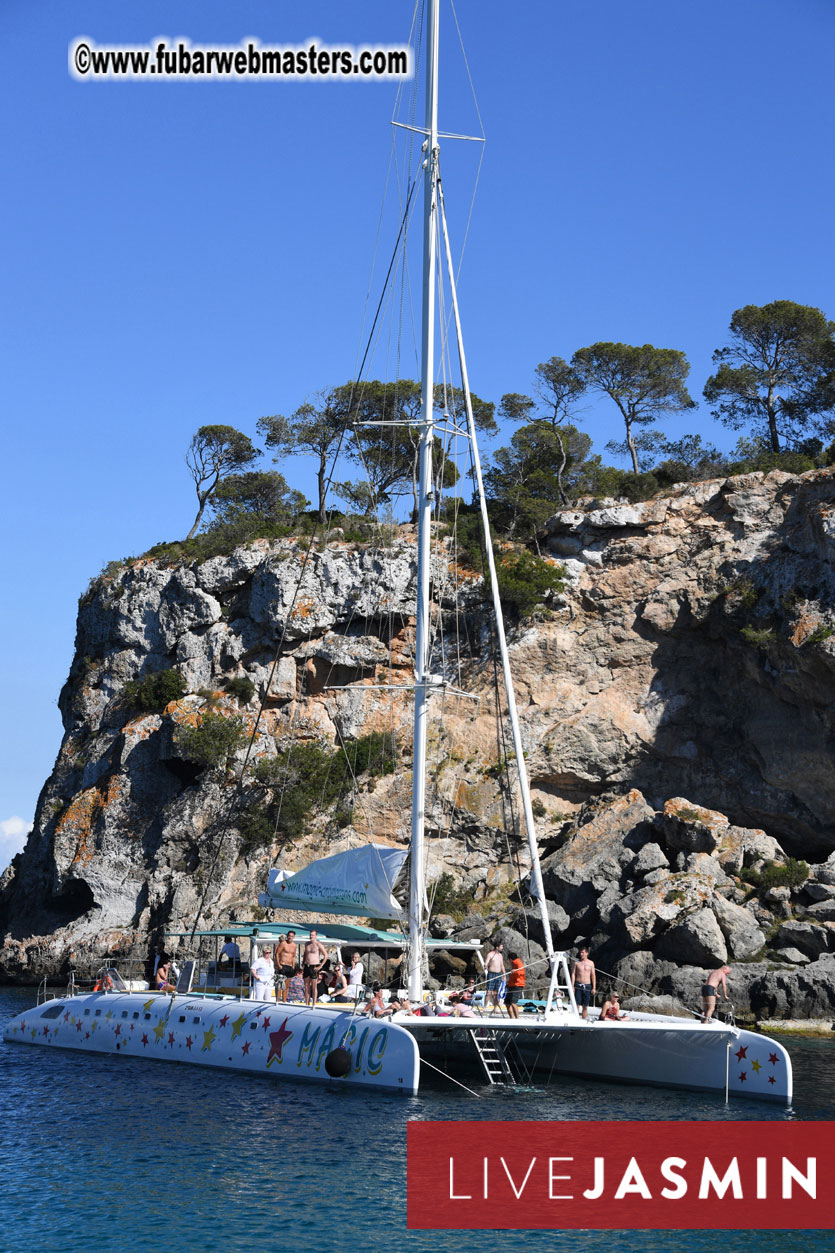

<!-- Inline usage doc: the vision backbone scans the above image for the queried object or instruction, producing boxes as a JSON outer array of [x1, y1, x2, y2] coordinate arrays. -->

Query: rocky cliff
[[3, 468, 835, 1016]]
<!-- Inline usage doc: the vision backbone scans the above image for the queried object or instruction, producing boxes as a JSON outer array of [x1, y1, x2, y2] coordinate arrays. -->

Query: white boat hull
[[3, 990, 420, 1095], [401, 1011, 792, 1104]]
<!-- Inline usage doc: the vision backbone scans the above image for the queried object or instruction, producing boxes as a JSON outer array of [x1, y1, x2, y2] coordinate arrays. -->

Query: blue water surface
[[1, 985, 833, 1252]]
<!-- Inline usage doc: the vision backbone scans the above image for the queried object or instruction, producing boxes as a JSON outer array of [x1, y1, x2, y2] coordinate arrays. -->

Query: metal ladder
[[468, 1029, 530, 1086]]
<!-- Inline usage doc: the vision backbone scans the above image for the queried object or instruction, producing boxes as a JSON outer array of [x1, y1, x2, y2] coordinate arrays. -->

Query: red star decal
[[130, 1023, 135, 1031], [734, 1046, 747, 1062], [768, 1075, 776, 1085], [63, 1011, 70, 1022], [20, 1021, 25, 1031], [141, 1033, 149, 1046], [738, 1071, 747, 1082], [168, 1032, 176, 1046], [769, 1052, 778, 1065], [242, 1040, 251, 1056], [114, 1024, 121, 1036], [43, 1026, 50, 1037], [255, 1009, 263, 1017], [185, 1035, 193, 1050], [75, 1021, 83, 1032], [266, 1018, 294, 1067], [219, 1014, 229, 1028], [85, 1032, 90, 1040], [261, 1016, 272, 1032]]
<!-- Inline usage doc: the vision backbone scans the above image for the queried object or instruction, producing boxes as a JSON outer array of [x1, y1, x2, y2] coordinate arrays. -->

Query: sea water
[[1, 985, 833, 1253]]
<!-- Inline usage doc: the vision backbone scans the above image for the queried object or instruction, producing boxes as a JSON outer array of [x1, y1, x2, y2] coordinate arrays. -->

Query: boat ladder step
[[468, 1029, 531, 1087]]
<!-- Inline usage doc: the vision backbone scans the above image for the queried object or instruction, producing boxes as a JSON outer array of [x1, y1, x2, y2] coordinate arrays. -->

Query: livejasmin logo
[[407, 1121, 835, 1231], [448, 1152, 815, 1202]]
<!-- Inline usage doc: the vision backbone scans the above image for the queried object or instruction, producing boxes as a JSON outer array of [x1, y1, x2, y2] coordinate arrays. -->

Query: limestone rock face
[[3, 466, 835, 1016]]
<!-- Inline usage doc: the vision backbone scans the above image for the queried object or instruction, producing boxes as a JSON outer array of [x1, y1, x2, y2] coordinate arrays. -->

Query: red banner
[[407, 1121, 835, 1229]]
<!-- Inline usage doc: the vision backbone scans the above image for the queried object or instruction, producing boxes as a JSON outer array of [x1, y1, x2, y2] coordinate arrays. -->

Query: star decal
[[63, 1011, 70, 1023], [168, 1032, 176, 1047], [734, 1046, 747, 1062], [30, 1028, 37, 1039], [143, 998, 154, 1011], [202, 1026, 216, 1052], [768, 1076, 776, 1085], [769, 1052, 778, 1065], [141, 1033, 149, 1047], [751, 1059, 761, 1073], [219, 1014, 229, 1028], [230, 1013, 246, 1040], [114, 1024, 121, 1037], [153, 1020, 166, 1043], [266, 1018, 294, 1067], [738, 1071, 747, 1083], [43, 1026, 50, 1037], [130, 1023, 135, 1031], [75, 1021, 83, 1033], [185, 1035, 193, 1051], [241, 1040, 251, 1056], [105, 1010, 112, 1020], [85, 1032, 91, 1040]]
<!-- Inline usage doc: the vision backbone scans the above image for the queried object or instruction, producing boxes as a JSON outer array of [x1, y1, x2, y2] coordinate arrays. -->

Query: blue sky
[[1, 0, 833, 869]]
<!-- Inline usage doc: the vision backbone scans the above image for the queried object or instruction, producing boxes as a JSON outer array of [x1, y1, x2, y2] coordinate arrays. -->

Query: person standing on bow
[[484, 940, 506, 1013], [702, 964, 730, 1023], [347, 952, 365, 999], [275, 931, 298, 1002], [505, 952, 526, 1019], [572, 946, 596, 1020], [303, 931, 329, 1006], [250, 945, 275, 1001]]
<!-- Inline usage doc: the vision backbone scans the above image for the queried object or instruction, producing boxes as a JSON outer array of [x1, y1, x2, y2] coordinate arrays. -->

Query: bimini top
[[167, 920, 483, 954]]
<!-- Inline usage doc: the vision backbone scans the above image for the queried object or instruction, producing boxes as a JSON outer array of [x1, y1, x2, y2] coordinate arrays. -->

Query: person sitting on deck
[[327, 963, 350, 1001], [389, 995, 413, 1015], [220, 935, 241, 965], [155, 957, 175, 993], [600, 992, 627, 1021], [458, 977, 477, 1003], [286, 965, 305, 1003], [450, 994, 477, 1018], [364, 983, 393, 1017]]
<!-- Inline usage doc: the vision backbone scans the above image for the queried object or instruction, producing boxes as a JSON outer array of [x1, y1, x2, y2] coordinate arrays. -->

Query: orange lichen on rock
[[56, 788, 101, 867], [791, 613, 819, 647], [291, 597, 316, 619]]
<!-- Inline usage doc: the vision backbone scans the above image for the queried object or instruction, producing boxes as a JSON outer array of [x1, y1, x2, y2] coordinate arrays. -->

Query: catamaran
[[3, 0, 792, 1105]]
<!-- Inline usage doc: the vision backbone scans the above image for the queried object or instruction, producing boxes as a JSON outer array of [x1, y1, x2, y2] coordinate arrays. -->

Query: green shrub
[[123, 668, 187, 713], [805, 624, 834, 646], [494, 550, 565, 618], [250, 731, 400, 842], [236, 802, 276, 852], [740, 625, 777, 649], [225, 676, 256, 705], [431, 871, 474, 919], [740, 858, 809, 892], [174, 713, 249, 769]]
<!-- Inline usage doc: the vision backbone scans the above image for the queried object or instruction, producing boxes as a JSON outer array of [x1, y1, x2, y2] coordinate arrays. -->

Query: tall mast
[[408, 0, 440, 1003]]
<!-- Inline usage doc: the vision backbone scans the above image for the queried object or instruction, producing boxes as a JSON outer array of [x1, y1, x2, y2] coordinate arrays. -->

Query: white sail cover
[[259, 845, 408, 919]]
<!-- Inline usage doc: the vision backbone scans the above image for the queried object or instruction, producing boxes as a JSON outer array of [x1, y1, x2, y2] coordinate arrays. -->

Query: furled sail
[[258, 844, 408, 920]]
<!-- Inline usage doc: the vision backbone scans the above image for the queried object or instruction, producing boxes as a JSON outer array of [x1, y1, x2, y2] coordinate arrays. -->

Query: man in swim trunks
[[275, 930, 298, 1002], [484, 940, 505, 1012], [303, 930, 329, 1006], [702, 964, 730, 1022], [572, 946, 596, 1020]]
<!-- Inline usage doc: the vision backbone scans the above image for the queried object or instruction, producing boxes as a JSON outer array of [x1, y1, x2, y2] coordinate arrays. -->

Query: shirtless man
[[572, 946, 596, 1020], [702, 964, 730, 1023], [484, 940, 505, 1012], [303, 930, 328, 1006], [275, 931, 298, 1002]]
